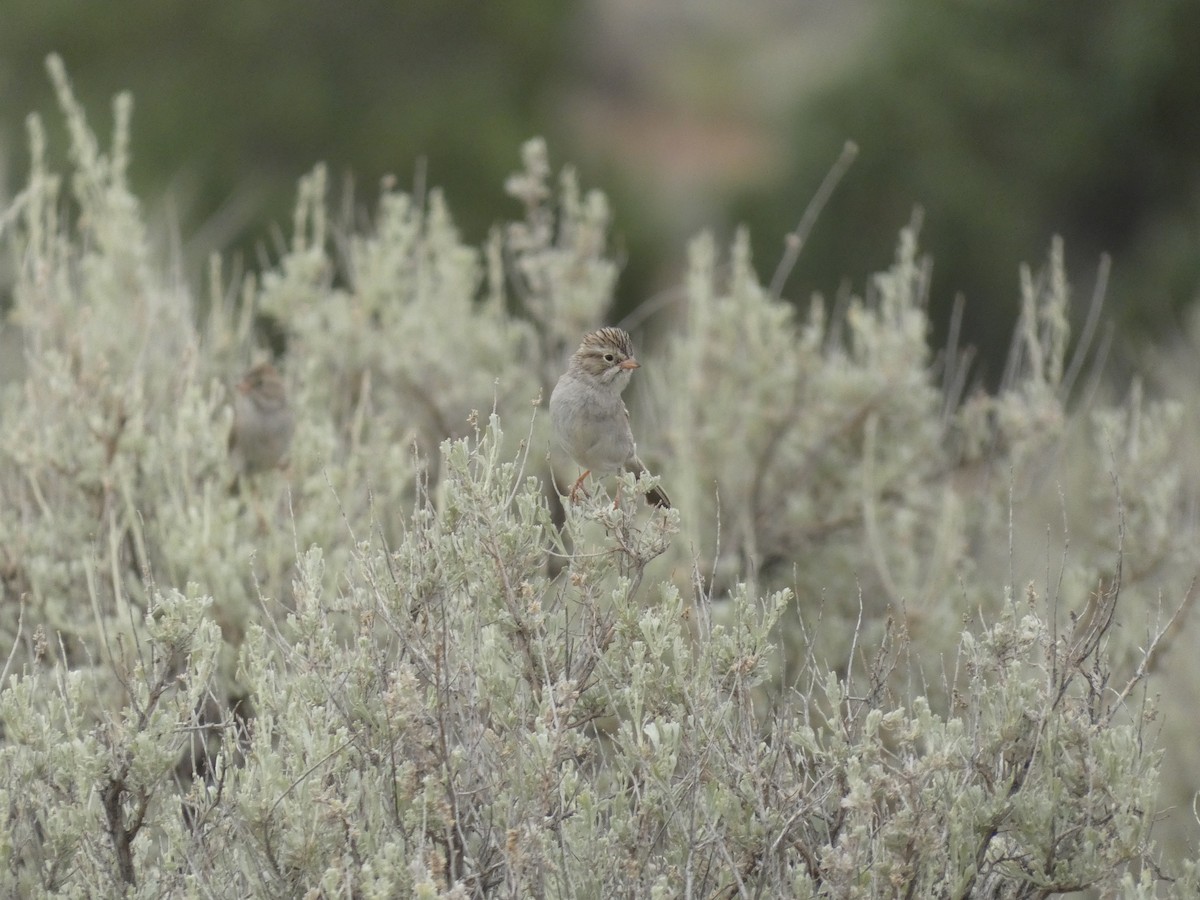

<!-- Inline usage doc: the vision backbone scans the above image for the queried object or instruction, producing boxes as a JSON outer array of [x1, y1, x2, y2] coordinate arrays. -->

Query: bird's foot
[[568, 470, 591, 504]]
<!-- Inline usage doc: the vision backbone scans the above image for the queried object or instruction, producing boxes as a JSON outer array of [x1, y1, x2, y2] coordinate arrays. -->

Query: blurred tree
[[741, 0, 1200, 380], [0, 1, 575, 271]]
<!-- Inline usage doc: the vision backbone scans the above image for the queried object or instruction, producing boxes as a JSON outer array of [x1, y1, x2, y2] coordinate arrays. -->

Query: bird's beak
[[619, 358, 640, 371]]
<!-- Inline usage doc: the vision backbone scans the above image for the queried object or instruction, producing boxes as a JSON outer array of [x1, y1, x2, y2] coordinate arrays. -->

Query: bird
[[229, 361, 294, 479], [549, 326, 670, 509]]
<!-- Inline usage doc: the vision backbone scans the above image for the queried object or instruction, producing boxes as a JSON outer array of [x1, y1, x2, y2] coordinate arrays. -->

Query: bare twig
[[769, 141, 859, 300]]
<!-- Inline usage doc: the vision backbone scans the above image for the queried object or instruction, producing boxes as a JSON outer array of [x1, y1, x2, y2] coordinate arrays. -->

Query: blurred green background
[[2, 0, 1198, 376]]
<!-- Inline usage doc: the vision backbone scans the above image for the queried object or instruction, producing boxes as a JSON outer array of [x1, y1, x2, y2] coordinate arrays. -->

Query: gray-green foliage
[[2, 63, 1199, 897]]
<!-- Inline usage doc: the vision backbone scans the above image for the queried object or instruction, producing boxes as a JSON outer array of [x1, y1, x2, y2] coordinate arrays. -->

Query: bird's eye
[[603, 353, 615, 363]]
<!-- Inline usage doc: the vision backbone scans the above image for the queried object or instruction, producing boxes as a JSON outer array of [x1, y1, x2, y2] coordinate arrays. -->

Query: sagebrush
[[2, 58, 1199, 898]]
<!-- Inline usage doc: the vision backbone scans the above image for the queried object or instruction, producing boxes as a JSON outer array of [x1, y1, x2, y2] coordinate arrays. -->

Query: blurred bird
[[229, 361, 294, 480]]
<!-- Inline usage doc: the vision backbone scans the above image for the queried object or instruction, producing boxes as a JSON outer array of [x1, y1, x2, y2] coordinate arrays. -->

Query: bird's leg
[[568, 470, 591, 503]]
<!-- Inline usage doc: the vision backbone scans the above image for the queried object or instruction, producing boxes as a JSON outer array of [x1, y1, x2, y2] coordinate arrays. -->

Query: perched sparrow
[[229, 362, 294, 476], [549, 327, 670, 508]]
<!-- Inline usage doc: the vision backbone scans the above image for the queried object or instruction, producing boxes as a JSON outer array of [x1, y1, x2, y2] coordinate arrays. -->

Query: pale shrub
[[1, 58, 1198, 897]]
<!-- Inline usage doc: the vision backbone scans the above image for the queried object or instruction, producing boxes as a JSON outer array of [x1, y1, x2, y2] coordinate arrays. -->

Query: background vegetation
[[743, 0, 1200, 379], [3, 1, 1198, 376], [3, 60, 1200, 896]]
